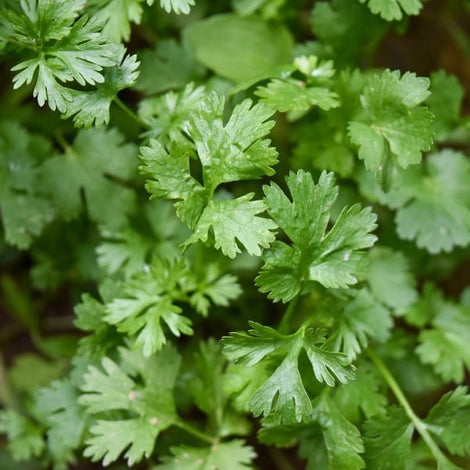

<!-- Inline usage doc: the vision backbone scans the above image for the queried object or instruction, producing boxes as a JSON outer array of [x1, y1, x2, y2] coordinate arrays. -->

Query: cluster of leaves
[[0, 0, 470, 469]]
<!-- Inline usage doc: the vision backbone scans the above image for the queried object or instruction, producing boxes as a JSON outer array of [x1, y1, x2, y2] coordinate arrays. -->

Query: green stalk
[[113, 97, 149, 129], [368, 349, 452, 466], [174, 420, 215, 445], [278, 295, 300, 334]]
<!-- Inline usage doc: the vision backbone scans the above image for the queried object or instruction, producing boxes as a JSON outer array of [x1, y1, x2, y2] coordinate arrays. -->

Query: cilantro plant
[[0, 0, 470, 469]]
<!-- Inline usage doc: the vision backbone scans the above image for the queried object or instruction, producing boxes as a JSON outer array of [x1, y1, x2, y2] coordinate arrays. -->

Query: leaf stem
[[368, 349, 451, 466], [278, 295, 300, 334], [174, 420, 215, 444], [113, 97, 149, 129]]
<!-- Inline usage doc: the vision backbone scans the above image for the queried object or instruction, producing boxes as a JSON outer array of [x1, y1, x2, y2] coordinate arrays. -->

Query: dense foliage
[[0, 0, 469, 468]]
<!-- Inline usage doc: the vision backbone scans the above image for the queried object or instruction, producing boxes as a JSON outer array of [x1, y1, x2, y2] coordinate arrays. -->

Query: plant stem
[[113, 97, 149, 129], [278, 295, 300, 334], [368, 349, 451, 466], [174, 420, 215, 444]]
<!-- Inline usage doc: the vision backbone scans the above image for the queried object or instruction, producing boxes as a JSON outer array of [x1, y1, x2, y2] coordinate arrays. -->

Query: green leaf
[[256, 78, 339, 113], [424, 386, 470, 456], [257, 170, 377, 302], [79, 346, 181, 466], [367, 248, 418, 313], [6, 0, 119, 112], [87, 0, 145, 42], [157, 440, 256, 469], [313, 394, 365, 470], [103, 257, 193, 356], [358, 0, 423, 21], [138, 84, 206, 143], [331, 289, 392, 360], [0, 121, 54, 248], [160, 0, 195, 14], [140, 92, 278, 257], [349, 70, 433, 179], [311, 0, 387, 66], [62, 50, 140, 128], [426, 71, 464, 140], [136, 39, 205, 95], [223, 322, 354, 424], [385, 150, 470, 253], [39, 128, 137, 230], [0, 410, 44, 461], [184, 195, 277, 258], [363, 407, 413, 469], [183, 14, 293, 82], [35, 379, 86, 468]]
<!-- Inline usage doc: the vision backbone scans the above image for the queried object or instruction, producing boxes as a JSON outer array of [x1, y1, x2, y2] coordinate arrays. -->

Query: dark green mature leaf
[[0, 410, 44, 462], [79, 346, 181, 466], [363, 406, 413, 469], [40, 128, 137, 230], [4, 0, 119, 112], [313, 394, 365, 469], [0, 121, 54, 248], [367, 248, 418, 313], [427, 71, 464, 140], [425, 386, 470, 456], [223, 322, 354, 424], [349, 70, 433, 180], [35, 379, 86, 468], [257, 170, 377, 302], [157, 440, 256, 469], [183, 14, 293, 82], [136, 39, 205, 95]]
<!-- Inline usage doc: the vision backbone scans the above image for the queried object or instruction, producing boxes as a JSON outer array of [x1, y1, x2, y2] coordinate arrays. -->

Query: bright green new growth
[[257, 170, 377, 302]]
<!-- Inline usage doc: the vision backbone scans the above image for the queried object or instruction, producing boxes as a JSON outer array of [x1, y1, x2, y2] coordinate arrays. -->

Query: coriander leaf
[[35, 379, 86, 468], [183, 13, 293, 82], [74, 292, 121, 359], [331, 289, 392, 361], [0, 410, 44, 462], [87, 0, 145, 42], [136, 39, 205, 95], [0, 122, 55, 248], [388, 150, 470, 253], [138, 84, 206, 143], [424, 386, 470, 456], [256, 79, 339, 113], [140, 92, 278, 257], [427, 71, 464, 140], [367, 248, 418, 313], [311, 0, 387, 66], [333, 363, 386, 421], [157, 440, 256, 469], [183, 195, 277, 258], [358, 0, 423, 21], [223, 322, 354, 424], [160, 0, 195, 14], [39, 128, 137, 230], [6, 0, 119, 112], [408, 286, 470, 383], [103, 257, 193, 356], [363, 406, 413, 469], [62, 50, 140, 128], [79, 346, 180, 466], [313, 394, 365, 470], [349, 70, 433, 180], [257, 170, 377, 302]]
